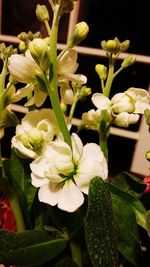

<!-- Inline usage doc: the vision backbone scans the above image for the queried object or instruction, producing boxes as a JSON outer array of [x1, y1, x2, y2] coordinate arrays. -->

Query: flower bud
[[120, 40, 130, 52], [101, 38, 120, 54], [146, 151, 150, 161], [95, 64, 107, 80], [19, 41, 27, 52], [21, 128, 44, 151], [121, 55, 136, 68], [29, 38, 49, 64], [67, 22, 89, 48], [18, 32, 28, 42], [36, 4, 49, 22]]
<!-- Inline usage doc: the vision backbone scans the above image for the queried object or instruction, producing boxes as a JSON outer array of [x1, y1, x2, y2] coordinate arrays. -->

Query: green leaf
[[146, 210, 150, 237], [84, 177, 119, 267], [112, 195, 144, 266], [0, 229, 68, 266], [107, 182, 147, 230], [112, 171, 146, 195], [4, 150, 36, 211]]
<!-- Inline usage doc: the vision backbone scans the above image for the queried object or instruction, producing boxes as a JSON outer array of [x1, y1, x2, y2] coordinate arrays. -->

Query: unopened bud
[[146, 151, 150, 161], [19, 41, 27, 52], [121, 55, 136, 68], [120, 40, 130, 52], [36, 4, 49, 22], [29, 38, 49, 64], [18, 32, 28, 42], [106, 39, 120, 53], [95, 64, 107, 80], [68, 22, 89, 48]]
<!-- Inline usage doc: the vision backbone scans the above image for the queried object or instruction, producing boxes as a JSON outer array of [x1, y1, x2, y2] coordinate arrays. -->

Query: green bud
[[40, 50, 50, 72], [36, 4, 49, 22], [95, 64, 107, 80], [29, 38, 49, 64], [120, 40, 130, 52], [21, 128, 44, 152], [101, 38, 120, 54], [78, 86, 91, 100], [144, 109, 150, 127], [146, 151, 150, 161], [60, 102, 67, 113], [67, 22, 89, 48], [19, 41, 27, 52], [18, 32, 28, 42], [106, 39, 120, 53], [28, 31, 34, 41], [121, 55, 136, 68]]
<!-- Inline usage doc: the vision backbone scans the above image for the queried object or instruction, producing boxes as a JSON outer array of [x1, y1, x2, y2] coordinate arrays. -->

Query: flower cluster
[[0, 1, 150, 267]]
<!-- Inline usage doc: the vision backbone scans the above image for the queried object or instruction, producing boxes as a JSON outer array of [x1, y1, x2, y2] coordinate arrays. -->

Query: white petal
[[114, 112, 139, 127], [75, 143, 108, 194], [38, 182, 63, 206], [31, 173, 48, 187], [92, 93, 111, 109], [58, 180, 84, 212], [30, 156, 49, 177], [11, 137, 36, 158], [72, 133, 83, 163], [64, 73, 87, 84]]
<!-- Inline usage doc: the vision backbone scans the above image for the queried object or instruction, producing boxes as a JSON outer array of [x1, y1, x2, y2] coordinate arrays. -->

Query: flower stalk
[[47, 4, 72, 147]]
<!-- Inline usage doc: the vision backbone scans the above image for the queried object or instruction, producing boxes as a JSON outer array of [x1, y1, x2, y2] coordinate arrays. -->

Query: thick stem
[[47, 5, 72, 147], [104, 54, 115, 97]]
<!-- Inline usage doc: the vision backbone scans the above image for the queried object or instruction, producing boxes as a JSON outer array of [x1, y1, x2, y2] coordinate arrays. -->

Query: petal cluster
[[30, 133, 108, 212], [11, 109, 58, 158]]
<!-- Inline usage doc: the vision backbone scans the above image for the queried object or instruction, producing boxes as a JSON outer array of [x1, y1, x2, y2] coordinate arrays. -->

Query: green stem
[[57, 46, 69, 61], [99, 110, 108, 160], [47, 5, 71, 147], [44, 20, 51, 37], [70, 239, 83, 267], [69, 95, 78, 120], [0, 59, 8, 94], [0, 141, 25, 232], [104, 54, 115, 97], [113, 66, 124, 79]]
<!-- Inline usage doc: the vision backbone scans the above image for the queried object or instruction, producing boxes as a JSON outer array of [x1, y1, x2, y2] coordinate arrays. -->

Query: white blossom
[[30, 133, 108, 212], [11, 109, 58, 158]]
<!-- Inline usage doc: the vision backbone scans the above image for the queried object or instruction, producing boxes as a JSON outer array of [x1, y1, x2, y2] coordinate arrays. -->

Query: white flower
[[126, 87, 150, 113], [114, 112, 139, 127], [57, 49, 87, 84], [8, 50, 43, 84], [30, 133, 108, 212], [91, 88, 150, 127], [11, 109, 58, 158]]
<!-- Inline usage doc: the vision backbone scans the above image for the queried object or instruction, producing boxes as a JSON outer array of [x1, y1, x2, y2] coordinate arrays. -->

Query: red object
[[143, 176, 150, 193], [0, 188, 16, 231]]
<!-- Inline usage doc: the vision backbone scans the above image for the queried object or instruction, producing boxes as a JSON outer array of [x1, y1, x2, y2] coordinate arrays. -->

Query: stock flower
[[57, 49, 87, 85], [92, 88, 150, 127], [30, 133, 108, 212], [11, 109, 58, 158], [8, 50, 43, 84]]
